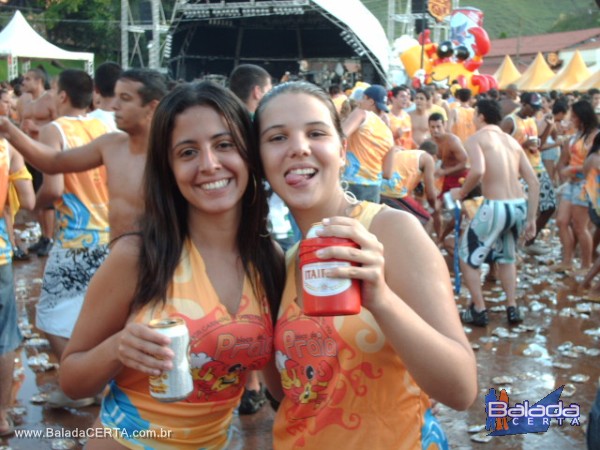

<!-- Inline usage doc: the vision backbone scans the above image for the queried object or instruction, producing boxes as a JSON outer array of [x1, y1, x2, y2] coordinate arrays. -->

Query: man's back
[[470, 126, 525, 200]]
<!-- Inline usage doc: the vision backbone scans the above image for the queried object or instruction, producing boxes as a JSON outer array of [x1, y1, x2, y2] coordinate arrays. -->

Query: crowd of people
[[0, 61, 598, 448]]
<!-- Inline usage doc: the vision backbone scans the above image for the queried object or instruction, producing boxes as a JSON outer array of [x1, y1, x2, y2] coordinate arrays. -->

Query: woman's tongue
[[285, 170, 313, 186]]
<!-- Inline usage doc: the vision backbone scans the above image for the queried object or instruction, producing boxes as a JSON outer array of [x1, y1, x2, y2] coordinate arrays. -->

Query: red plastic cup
[[299, 236, 362, 316]]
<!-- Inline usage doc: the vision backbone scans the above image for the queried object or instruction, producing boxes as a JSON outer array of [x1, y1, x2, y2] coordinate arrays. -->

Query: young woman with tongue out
[[253, 81, 477, 449]]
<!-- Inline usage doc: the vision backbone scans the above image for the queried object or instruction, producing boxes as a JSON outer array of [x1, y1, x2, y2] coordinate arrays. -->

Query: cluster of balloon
[[399, 27, 498, 95]]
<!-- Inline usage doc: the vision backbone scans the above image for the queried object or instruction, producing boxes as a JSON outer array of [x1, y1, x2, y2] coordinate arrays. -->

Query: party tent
[[493, 55, 521, 89], [573, 68, 600, 90], [514, 53, 555, 91], [541, 51, 590, 92], [0, 10, 94, 80]]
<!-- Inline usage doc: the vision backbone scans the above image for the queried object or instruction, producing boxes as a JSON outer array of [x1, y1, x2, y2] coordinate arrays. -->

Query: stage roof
[[167, 0, 390, 83]]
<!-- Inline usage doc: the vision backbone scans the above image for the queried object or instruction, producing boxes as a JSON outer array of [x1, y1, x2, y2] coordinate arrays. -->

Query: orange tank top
[[101, 238, 273, 449], [273, 202, 447, 449], [570, 134, 591, 180], [585, 165, 600, 214], [344, 112, 394, 186], [451, 106, 476, 143], [380, 150, 424, 198], [509, 112, 543, 173], [51, 116, 110, 248], [0, 140, 9, 266], [389, 109, 414, 149]]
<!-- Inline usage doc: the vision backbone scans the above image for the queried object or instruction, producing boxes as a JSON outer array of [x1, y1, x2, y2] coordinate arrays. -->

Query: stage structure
[[120, 0, 172, 70], [165, 0, 390, 84], [390, 0, 459, 43]]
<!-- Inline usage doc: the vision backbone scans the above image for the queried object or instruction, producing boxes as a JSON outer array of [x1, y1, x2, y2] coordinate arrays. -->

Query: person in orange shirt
[[389, 85, 414, 149], [60, 82, 284, 449], [448, 88, 476, 144], [555, 100, 599, 275], [342, 84, 394, 203], [255, 81, 476, 449], [381, 142, 437, 226], [501, 92, 556, 257], [0, 133, 34, 437]]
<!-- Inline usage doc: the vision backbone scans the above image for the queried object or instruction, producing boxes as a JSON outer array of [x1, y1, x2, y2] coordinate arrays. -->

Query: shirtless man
[[409, 88, 432, 147], [429, 112, 468, 240], [19, 68, 57, 256], [452, 99, 539, 327], [19, 69, 56, 140], [499, 83, 520, 118], [0, 69, 167, 240]]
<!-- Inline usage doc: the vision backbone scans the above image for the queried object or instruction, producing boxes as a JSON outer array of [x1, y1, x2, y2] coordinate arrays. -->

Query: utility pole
[[121, 0, 129, 69]]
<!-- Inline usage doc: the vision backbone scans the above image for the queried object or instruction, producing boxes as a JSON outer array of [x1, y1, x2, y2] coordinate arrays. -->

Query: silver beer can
[[443, 191, 460, 211], [148, 317, 193, 402]]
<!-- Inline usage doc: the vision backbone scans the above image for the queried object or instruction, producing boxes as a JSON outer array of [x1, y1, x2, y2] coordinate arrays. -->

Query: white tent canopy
[[312, 0, 389, 75], [0, 10, 93, 80]]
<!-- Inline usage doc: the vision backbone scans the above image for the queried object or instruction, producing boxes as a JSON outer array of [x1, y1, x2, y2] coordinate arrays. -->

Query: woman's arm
[[59, 236, 173, 398], [315, 212, 477, 410], [9, 147, 35, 210], [341, 108, 366, 138]]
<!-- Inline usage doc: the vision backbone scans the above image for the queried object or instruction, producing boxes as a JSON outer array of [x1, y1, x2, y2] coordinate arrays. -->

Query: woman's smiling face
[[170, 104, 249, 217]]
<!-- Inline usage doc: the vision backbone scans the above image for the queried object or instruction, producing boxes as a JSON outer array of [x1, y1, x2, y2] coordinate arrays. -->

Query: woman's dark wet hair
[[571, 100, 598, 140], [588, 131, 600, 157], [132, 81, 284, 320]]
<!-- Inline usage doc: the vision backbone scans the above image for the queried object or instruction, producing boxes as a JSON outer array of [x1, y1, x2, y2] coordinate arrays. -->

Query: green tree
[[41, 0, 121, 62]]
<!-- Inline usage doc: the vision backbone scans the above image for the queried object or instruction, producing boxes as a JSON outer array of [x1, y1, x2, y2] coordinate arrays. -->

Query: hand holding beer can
[[148, 318, 193, 402]]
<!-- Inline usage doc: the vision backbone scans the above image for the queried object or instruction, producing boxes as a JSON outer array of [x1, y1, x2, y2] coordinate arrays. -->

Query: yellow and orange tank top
[[451, 106, 476, 143], [0, 139, 11, 266], [380, 150, 424, 199], [344, 111, 394, 186], [389, 109, 414, 149], [273, 202, 447, 450], [509, 112, 544, 173], [101, 238, 273, 449], [51, 116, 110, 248], [585, 166, 600, 215], [569, 134, 590, 180]]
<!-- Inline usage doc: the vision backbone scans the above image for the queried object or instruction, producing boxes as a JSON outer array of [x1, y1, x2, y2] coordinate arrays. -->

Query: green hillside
[[362, 0, 599, 39]]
